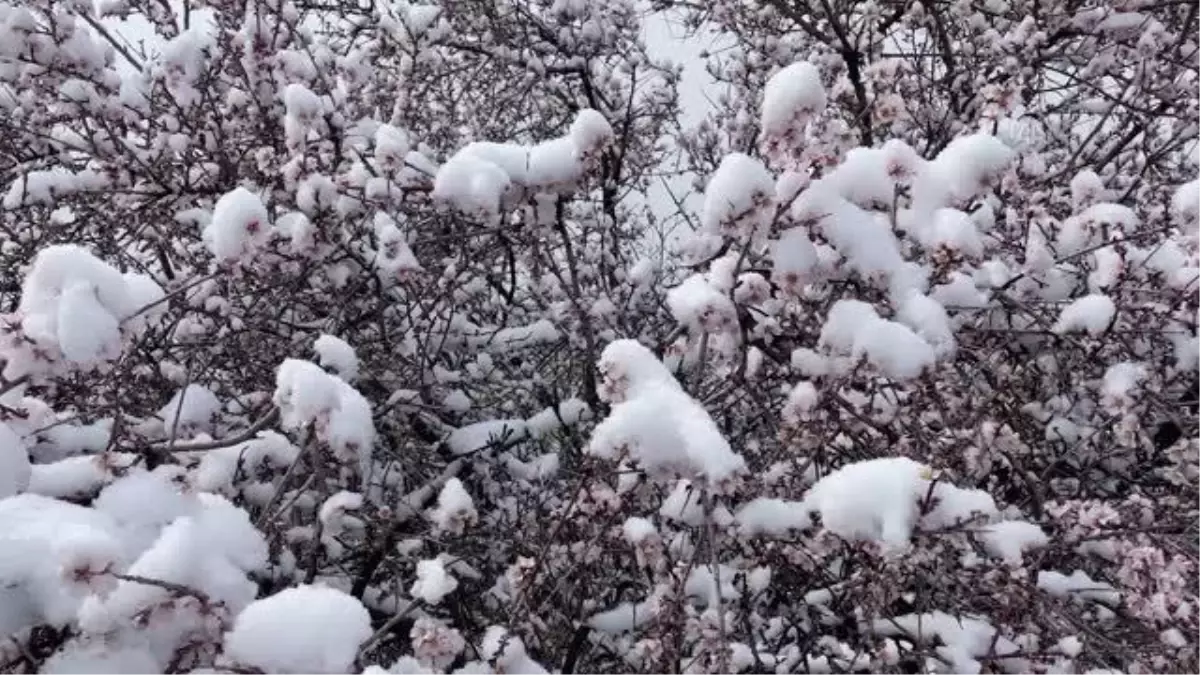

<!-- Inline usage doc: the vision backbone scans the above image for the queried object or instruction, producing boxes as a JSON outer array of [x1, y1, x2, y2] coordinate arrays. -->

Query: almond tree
[[0, 0, 1196, 673]]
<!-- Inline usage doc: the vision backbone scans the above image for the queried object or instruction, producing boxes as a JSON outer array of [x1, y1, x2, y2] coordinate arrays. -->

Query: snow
[[374, 213, 422, 281], [685, 564, 741, 607], [2, 168, 109, 209], [205, 187, 271, 264], [480, 626, 548, 674], [1058, 636, 1084, 657], [0, 421, 31, 498], [504, 452, 560, 482], [589, 598, 657, 633], [979, 521, 1049, 564], [0, 494, 128, 633], [761, 61, 825, 138], [446, 419, 527, 455], [931, 271, 989, 308], [1096, 11, 1151, 33], [318, 491, 364, 546], [737, 457, 1020, 551], [869, 611, 1022, 674], [56, 282, 122, 363], [816, 295, 936, 374], [432, 151, 513, 216], [76, 495, 268, 658], [568, 108, 614, 154], [922, 483, 998, 529], [851, 319, 937, 380], [460, 319, 562, 352], [1089, 247, 1124, 290], [92, 468, 193, 553], [700, 153, 774, 236], [825, 146, 901, 207], [588, 340, 746, 484], [1172, 179, 1199, 223], [381, 0, 443, 40], [26, 453, 139, 499], [410, 558, 458, 604], [275, 211, 314, 251], [158, 384, 221, 434], [446, 404, 577, 471], [41, 638, 159, 674], [921, 208, 985, 257], [1052, 294, 1116, 336], [10, 244, 160, 375], [819, 301, 885, 355], [455, 142, 531, 185], [192, 431, 299, 496], [622, 516, 658, 545], [296, 174, 338, 214], [282, 83, 322, 121], [1161, 628, 1187, 648], [1070, 169, 1106, 207], [274, 359, 375, 477], [428, 477, 477, 534], [224, 585, 372, 674], [913, 134, 1015, 213], [314, 334, 359, 381], [659, 479, 705, 525], [524, 398, 590, 437], [797, 189, 909, 284], [1100, 362, 1147, 411], [735, 497, 812, 536], [895, 291, 956, 358], [772, 225, 820, 289], [433, 108, 612, 217], [528, 137, 585, 186], [1036, 570, 1120, 605], [666, 274, 737, 334], [374, 123, 411, 170], [803, 457, 929, 549], [0, 6, 1188, 673], [1080, 203, 1139, 233], [781, 381, 819, 424]]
